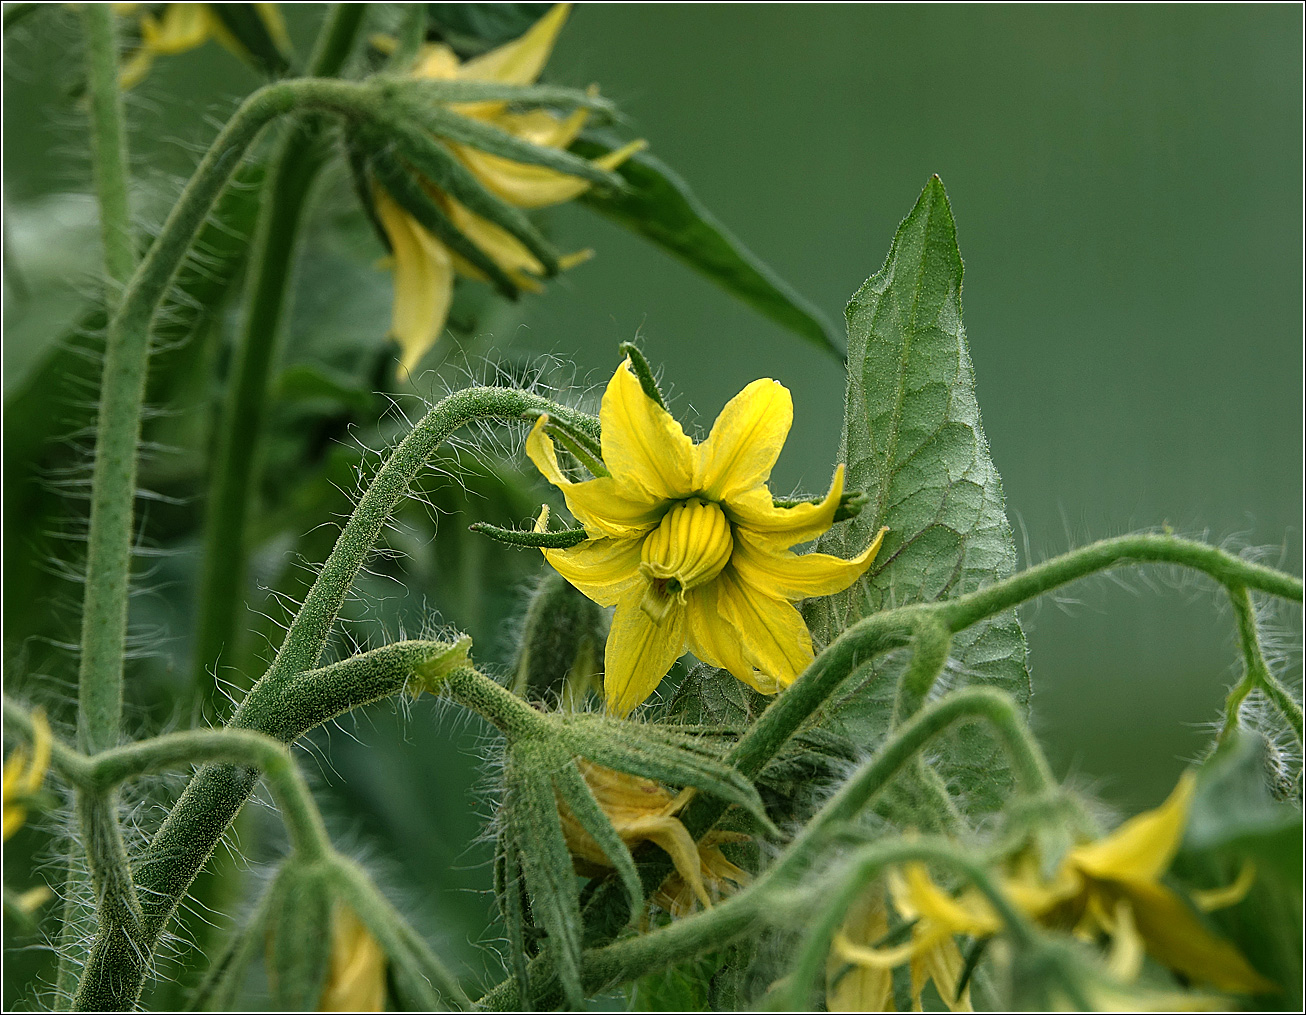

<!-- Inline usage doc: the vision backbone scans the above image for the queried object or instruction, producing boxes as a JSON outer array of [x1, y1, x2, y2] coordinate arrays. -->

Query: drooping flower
[[997, 771, 1273, 994], [827, 772, 1272, 1011], [556, 759, 749, 917], [114, 3, 290, 89], [318, 902, 387, 1012], [374, 3, 644, 374], [3, 709, 51, 841], [528, 359, 886, 716]]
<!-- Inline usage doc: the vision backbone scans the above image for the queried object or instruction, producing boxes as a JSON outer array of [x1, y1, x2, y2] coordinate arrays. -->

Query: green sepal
[[189, 876, 280, 1011], [506, 742, 585, 1008], [806, 175, 1032, 819], [377, 115, 562, 274], [572, 134, 842, 358], [493, 831, 535, 1006], [207, 4, 293, 76], [557, 714, 779, 837], [470, 521, 588, 550], [344, 129, 393, 255], [400, 78, 618, 114], [418, 105, 623, 189], [264, 861, 334, 1011], [365, 139, 523, 299], [617, 341, 667, 409], [552, 757, 644, 920], [406, 635, 473, 697]]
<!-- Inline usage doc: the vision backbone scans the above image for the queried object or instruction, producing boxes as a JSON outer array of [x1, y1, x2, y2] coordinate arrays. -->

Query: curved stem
[[1223, 583, 1304, 745], [193, 4, 366, 705]]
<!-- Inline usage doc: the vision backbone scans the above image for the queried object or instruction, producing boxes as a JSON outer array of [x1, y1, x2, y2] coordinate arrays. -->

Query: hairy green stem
[[772, 837, 1036, 1011], [78, 388, 590, 1006], [1223, 583, 1304, 745], [445, 666, 551, 740], [193, 4, 366, 704]]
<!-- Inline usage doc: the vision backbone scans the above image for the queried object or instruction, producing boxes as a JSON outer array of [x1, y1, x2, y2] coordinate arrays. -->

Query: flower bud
[[510, 571, 606, 709]]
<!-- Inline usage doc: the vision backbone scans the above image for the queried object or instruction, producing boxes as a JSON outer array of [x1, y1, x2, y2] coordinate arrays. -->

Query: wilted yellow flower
[[557, 759, 749, 917], [528, 358, 886, 715], [114, 3, 290, 89], [827, 868, 985, 1012], [3, 710, 51, 840], [997, 771, 1273, 994], [318, 902, 387, 1012], [376, 3, 644, 374]]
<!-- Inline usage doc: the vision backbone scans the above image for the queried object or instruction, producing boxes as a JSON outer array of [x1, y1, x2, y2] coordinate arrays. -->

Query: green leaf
[[571, 137, 842, 358], [206, 4, 292, 76], [807, 176, 1031, 817]]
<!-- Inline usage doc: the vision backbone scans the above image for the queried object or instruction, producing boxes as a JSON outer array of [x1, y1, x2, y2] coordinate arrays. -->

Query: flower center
[[638, 499, 733, 622]]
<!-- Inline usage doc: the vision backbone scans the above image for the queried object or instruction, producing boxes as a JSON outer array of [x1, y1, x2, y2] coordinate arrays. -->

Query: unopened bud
[[510, 571, 606, 709]]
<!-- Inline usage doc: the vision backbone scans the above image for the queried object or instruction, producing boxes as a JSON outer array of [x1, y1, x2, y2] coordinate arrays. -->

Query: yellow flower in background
[[3, 710, 51, 840], [828, 868, 989, 1012], [114, 3, 290, 89], [529, 359, 886, 716], [318, 903, 387, 1012], [557, 760, 749, 917], [377, 3, 644, 374], [999, 771, 1273, 994]]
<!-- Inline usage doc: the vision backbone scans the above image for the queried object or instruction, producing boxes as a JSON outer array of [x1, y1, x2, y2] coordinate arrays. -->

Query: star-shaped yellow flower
[[527, 358, 886, 716], [376, 4, 644, 374]]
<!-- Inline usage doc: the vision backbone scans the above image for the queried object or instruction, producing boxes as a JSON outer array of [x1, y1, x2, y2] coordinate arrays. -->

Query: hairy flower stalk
[[373, 3, 644, 373], [530, 357, 887, 714]]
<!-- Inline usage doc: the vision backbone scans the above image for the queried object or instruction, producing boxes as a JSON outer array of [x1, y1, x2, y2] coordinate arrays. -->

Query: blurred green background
[[3, 3, 1301, 1005]]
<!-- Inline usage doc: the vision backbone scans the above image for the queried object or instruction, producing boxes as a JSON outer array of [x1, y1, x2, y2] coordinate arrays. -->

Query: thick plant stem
[[77, 389, 590, 1007], [193, 3, 366, 704], [80, 4, 135, 293], [1223, 583, 1304, 745]]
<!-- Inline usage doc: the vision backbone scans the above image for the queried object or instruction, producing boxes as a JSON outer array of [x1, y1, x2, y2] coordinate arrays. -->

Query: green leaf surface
[[807, 176, 1031, 817], [571, 137, 842, 358]]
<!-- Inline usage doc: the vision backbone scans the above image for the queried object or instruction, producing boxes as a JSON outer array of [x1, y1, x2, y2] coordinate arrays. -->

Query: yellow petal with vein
[[542, 537, 643, 608], [600, 359, 695, 502], [695, 378, 793, 501], [374, 188, 454, 375], [525, 417, 663, 538], [732, 525, 886, 601], [458, 3, 570, 85], [716, 569, 813, 689], [728, 464, 845, 549], [1072, 770, 1194, 884], [604, 587, 686, 716], [624, 814, 712, 910], [1119, 879, 1276, 993], [827, 892, 895, 1012], [684, 582, 755, 683]]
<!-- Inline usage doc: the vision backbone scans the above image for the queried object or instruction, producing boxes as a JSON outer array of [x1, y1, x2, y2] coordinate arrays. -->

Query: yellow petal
[[1191, 860, 1256, 912], [412, 41, 460, 80], [600, 359, 695, 502], [684, 581, 755, 681], [914, 936, 974, 1013], [731, 525, 886, 602], [458, 3, 570, 85], [827, 892, 896, 1012], [1118, 880, 1276, 994], [1105, 900, 1145, 983], [624, 814, 713, 910], [1072, 771, 1195, 884], [319, 904, 387, 1011], [3, 806, 25, 841], [144, 4, 211, 55], [441, 195, 547, 278], [455, 146, 594, 210], [892, 864, 999, 939], [695, 378, 793, 502], [715, 568, 814, 690], [23, 711, 50, 795], [253, 3, 290, 52], [541, 537, 643, 608], [117, 46, 156, 89], [604, 586, 686, 716], [373, 188, 454, 376], [728, 464, 846, 549], [525, 417, 664, 538]]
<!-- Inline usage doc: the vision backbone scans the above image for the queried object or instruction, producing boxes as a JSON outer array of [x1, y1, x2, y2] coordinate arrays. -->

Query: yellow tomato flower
[[376, 3, 644, 374], [3, 710, 51, 841], [317, 902, 387, 1012], [828, 868, 985, 1012], [1000, 772, 1273, 994], [557, 760, 749, 917], [528, 359, 887, 716], [115, 3, 290, 89]]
